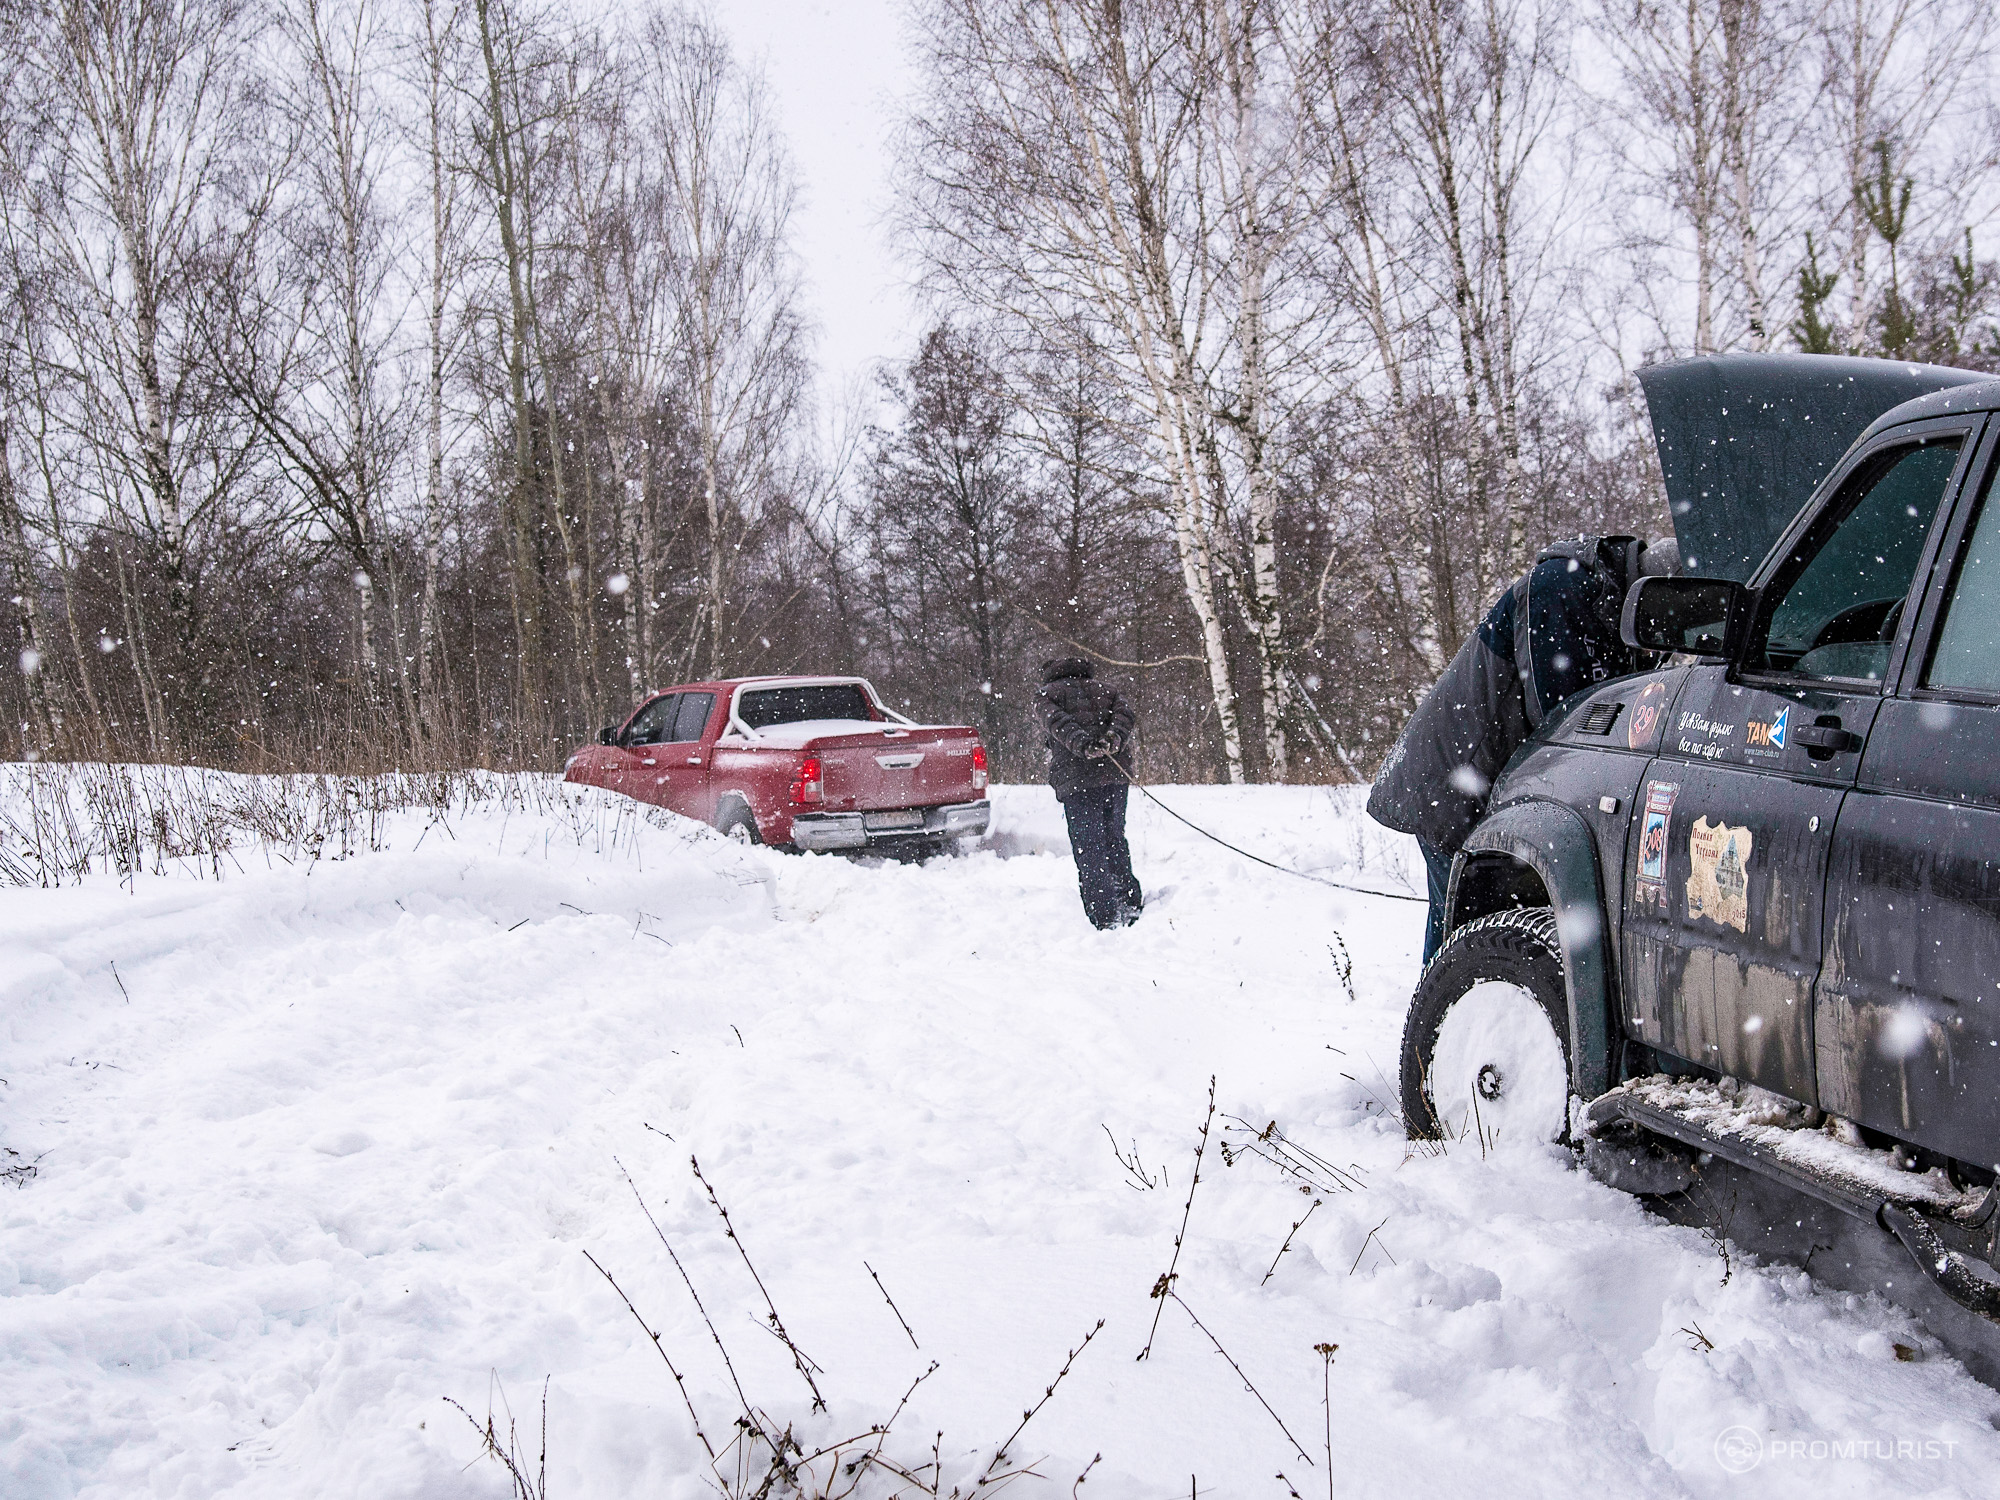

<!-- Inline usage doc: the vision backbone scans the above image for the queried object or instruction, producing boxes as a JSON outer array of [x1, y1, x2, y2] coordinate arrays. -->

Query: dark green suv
[[1400, 352, 2000, 1378]]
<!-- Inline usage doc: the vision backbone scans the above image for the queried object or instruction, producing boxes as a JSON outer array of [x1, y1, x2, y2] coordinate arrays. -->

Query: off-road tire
[[1400, 906, 1572, 1143], [715, 799, 762, 846]]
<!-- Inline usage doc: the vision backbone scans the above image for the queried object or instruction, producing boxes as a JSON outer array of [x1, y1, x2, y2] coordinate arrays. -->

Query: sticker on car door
[[1636, 780, 1679, 908], [1744, 703, 1790, 759], [1629, 680, 1672, 750], [1687, 817, 1754, 932]]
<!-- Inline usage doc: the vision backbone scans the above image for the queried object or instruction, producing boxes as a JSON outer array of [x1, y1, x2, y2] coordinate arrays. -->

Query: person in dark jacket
[[1368, 535, 1678, 963], [1038, 657, 1143, 929]]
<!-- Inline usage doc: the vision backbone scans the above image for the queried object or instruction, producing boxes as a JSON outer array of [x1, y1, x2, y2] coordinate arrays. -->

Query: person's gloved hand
[[1089, 730, 1122, 759]]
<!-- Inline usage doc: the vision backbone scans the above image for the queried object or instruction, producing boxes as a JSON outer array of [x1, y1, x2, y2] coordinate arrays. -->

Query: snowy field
[[4, 770, 1999, 1499]]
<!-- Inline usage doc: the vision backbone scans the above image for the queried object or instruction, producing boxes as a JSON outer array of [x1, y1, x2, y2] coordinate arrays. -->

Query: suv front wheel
[[1400, 907, 1572, 1146]]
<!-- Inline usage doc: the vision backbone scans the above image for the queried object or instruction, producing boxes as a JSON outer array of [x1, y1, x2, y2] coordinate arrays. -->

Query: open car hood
[[1637, 354, 1990, 581]]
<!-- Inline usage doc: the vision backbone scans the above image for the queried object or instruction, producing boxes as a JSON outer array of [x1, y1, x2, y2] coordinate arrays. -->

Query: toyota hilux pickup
[[1397, 352, 2000, 1379], [564, 675, 990, 854]]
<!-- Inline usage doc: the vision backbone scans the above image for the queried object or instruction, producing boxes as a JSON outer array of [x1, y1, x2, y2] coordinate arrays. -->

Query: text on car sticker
[[1746, 704, 1790, 756], [1676, 710, 1736, 761]]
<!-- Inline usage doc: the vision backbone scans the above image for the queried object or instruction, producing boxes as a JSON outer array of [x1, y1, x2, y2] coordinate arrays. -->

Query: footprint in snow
[[309, 1129, 373, 1157]]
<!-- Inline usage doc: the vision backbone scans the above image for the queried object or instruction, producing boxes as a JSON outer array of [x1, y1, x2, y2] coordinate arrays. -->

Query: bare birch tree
[[904, 0, 1350, 781], [405, 0, 475, 744], [19, 0, 263, 754], [565, 29, 669, 703], [1598, 0, 1818, 355], [640, 4, 806, 680], [1817, 0, 1988, 351], [211, 0, 417, 744]]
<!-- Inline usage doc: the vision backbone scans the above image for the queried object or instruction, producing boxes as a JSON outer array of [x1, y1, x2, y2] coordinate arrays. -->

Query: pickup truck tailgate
[[810, 727, 982, 812]]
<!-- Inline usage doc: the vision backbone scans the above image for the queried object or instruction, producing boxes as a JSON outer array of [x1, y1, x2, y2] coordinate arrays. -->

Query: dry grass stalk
[[1139, 1075, 1215, 1362], [1160, 1288, 1313, 1467], [1103, 1125, 1166, 1191], [691, 1153, 828, 1414], [864, 1260, 922, 1350], [1259, 1200, 1321, 1287], [444, 1377, 549, 1500], [1220, 1116, 1367, 1196]]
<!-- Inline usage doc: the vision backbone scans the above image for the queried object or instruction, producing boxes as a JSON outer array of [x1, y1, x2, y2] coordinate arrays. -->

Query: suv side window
[[1745, 438, 1962, 684], [1925, 462, 2000, 696], [624, 694, 680, 745]]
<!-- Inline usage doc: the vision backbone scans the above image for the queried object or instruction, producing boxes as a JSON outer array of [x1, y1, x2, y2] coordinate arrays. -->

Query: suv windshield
[[737, 684, 876, 728]]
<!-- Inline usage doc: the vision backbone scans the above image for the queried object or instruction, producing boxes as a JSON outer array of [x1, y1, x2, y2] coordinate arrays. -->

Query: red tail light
[[790, 754, 823, 805], [970, 743, 988, 791]]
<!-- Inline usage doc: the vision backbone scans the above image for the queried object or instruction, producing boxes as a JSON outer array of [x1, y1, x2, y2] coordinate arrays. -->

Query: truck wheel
[[1400, 907, 1572, 1146], [715, 800, 761, 846]]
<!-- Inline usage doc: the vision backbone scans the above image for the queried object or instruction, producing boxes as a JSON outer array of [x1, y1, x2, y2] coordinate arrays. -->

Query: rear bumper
[[789, 799, 991, 852]]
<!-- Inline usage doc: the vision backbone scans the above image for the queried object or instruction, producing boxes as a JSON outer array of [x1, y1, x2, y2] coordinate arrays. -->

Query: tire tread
[[1400, 904, 1569, 1141]]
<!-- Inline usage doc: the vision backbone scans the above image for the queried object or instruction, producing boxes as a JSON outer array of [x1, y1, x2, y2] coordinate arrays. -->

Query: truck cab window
[[1925, 466, 2000, 696], [624, 694, 679, 746], [672, 691, 716, 742], [1747, 439, 1961, 683]]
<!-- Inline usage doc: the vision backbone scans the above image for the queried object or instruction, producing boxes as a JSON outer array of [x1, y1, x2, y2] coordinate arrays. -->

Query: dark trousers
[[1420, 840, 1452, 965], [1061, 783, 1141, 929]]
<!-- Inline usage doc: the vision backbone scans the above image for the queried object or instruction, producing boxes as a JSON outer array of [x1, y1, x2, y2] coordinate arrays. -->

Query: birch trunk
[[474, 0, 548, 732], [1719, 0, 1769, 349], [1221, 6, 1287, 777], [0, 421, 55, 753], [1315, 76, 1447, 673]]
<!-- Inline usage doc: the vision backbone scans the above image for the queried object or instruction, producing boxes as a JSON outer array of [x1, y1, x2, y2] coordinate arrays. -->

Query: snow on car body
[[564, 675, 990, 852]]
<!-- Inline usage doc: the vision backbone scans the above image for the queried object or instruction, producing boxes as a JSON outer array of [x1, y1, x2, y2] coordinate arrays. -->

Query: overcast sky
[[713, 0, 922, 407]]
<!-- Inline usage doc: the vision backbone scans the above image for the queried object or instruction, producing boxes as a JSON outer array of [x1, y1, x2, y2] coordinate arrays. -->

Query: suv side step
[[1882, 1204, 2000, 1322], [1586, 1087, 2000, 1325]]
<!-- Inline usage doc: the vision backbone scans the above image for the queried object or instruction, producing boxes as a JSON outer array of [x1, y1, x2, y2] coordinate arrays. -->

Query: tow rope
[[1120, 774, 1428, 905]]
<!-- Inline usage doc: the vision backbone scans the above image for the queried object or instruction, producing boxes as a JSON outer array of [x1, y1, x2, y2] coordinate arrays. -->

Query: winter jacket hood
[[1041, 657, 1095, 684]]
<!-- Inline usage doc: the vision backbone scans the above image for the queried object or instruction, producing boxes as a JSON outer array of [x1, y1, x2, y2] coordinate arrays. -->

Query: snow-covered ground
[[4, 775, 1997, 1499]]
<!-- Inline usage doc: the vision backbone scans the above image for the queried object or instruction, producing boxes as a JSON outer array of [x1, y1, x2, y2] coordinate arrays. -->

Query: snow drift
[[2, 770, 1995, 1498]]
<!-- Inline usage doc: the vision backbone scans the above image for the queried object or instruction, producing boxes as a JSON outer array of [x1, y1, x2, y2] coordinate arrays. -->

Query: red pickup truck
[[563, 675, 991, 853]]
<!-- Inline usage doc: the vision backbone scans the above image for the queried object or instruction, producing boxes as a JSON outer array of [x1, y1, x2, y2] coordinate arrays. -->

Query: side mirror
[[1621, 575, 1747, 657], [597, 725, 618, 746]]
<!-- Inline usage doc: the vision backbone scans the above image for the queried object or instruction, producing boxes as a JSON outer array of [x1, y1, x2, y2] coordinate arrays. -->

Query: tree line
[[2, 0, 1996, 784]]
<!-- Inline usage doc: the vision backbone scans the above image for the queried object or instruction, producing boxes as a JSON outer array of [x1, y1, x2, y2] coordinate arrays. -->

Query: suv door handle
[[1795, 720, 1862, 758]]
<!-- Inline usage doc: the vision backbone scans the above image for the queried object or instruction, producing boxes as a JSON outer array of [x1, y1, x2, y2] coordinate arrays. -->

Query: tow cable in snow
[[1116, 769, 1427, 904]]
